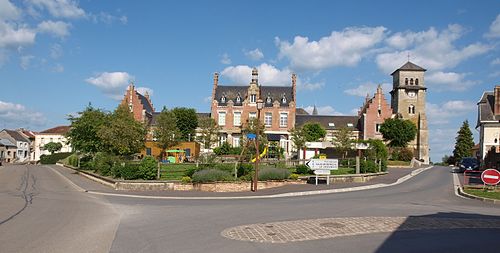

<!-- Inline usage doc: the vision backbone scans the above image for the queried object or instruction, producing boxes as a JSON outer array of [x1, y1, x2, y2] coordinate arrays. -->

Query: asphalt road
[[1, 164, 499, 253]]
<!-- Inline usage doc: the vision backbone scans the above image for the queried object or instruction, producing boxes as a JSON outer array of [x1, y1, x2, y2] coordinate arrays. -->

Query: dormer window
[[410, 78, 414, 85], [236, 93, 241, 103], [220, 95, 226, 103], [282, 94, 287, 103], [415, 78, 419, 85], [266, 94, 272, 104]]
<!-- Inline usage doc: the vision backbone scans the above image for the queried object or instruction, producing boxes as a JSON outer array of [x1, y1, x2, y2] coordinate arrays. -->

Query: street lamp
[[253, 98, 265, 192]]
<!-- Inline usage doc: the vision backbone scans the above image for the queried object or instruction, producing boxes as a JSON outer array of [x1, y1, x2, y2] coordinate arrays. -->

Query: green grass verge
[[464, 188, 500, 200], [387, 160, 411, 166], [160, 164, 197, 180]]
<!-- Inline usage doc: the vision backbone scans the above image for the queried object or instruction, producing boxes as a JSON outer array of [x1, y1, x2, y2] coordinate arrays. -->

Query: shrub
[[295, 164, 311, 174], [360, 160, 378, 173], [181, 176, 191, 184], [289, 173, 299, 180], [238, 163, 254, 177], [120, 163, 140, 180], [398, 148, 414, 161], [92, 152, 118, 176], [39, 152, 73, 164], [192, 169, 232, 183], [111, 163, 122, 178], [139, 156, 157, 180], [185, 166, 201, 177], [258, 168, 291, 181]]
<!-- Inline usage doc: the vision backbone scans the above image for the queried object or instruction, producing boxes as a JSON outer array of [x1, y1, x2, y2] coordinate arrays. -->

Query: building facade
[[476, 86, 500, 159], [358, 85, 393, 140], [0, 129, 31, 163], [390, 61, 430, 164], [120, 83, 155, 124], [0, 138, 17, 163], [34, 126, 72, 161], [210, 68, 296, 156]]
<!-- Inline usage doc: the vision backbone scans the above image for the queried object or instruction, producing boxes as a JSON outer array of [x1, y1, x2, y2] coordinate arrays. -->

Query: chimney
[[251, 68, 258, 85], [212, 72, 219, 102], [292, 73, 297, 102], [495, 86, 500, 115]]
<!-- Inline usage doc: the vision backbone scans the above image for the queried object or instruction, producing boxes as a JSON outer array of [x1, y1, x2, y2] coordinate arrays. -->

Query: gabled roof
[[137, 91, 154, 114], [39, 126, 71, 135], [1, 129, 30, 142], [295, 115, 360, 130], [0, 138, 17, 147], [214, 85, 293, 106], [477, 91, 500, 127], [391, 61, 426, 75]]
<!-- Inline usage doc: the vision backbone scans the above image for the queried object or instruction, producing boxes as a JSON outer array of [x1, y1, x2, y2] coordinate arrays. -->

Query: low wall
[[115, 180, 306, 192], [327, 172, 388, 183]]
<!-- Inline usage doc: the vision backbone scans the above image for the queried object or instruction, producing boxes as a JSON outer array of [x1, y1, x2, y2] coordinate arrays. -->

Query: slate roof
[[295, 115, 360, 130], [0, 138, 16, 147], [477, 91, 500, 127], [214, 85, 293, 107], [296, 108, 309, 115], [137, 92, 154, 114], [39, 126, 71, 135], [391, 61, 426, 75], [1, 129, 29, 142]]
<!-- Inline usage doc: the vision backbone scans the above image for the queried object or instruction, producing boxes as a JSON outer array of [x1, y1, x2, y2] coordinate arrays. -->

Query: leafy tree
[[154, 107, 181, 159], [452, 120, 474, 161], [66, 105, 108, 154], [196, 117, 220, 149], [332, 127, 353, 158], [379, 118, 417, 147], [43, 142, 63, 154], [98, 104, 147, 157], [242, 118, 267, 144], [290, 127, 307, 159], [172, 107, 198, 141], [302, 122, 326, 142]]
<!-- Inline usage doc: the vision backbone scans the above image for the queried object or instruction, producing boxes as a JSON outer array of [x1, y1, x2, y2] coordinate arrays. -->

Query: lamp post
[[253, 99, 264, 192]]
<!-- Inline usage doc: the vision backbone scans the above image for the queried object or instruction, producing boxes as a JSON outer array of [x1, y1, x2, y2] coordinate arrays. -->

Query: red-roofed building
[[34, 126, 72, 161], [120, 83, 155, 124]]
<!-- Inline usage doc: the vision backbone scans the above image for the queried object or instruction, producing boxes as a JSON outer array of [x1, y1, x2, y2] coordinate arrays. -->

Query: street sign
[[306, 159, 338, 170], [313, 169, 331, 175], [481, 169, 500, 185], [246, 133, 256, 139]]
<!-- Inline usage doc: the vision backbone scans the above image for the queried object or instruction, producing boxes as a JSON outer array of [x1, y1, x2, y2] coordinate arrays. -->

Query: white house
[[477, 86, 500, 159], [0, 129, 30, 163], [34, 126, 72, 161]]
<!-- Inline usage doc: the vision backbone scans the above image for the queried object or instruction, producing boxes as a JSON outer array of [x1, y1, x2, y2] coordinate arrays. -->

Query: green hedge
[[258, 168, 291, 181], [192, 169, 232, 183], [40, 152, 73, 164]]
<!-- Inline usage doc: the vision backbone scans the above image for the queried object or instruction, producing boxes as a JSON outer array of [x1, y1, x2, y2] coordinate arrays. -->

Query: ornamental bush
[[237, 163, 254, 177], [120, 163, 140, 180], [39, 152, 73, 164], [295, 164, 311, 174], [289, 173, 299, 180], [192, 169, 232, 183], [360, 160, 378, 173], [258, 168, 291, 181], [139, 156, 157, 180]]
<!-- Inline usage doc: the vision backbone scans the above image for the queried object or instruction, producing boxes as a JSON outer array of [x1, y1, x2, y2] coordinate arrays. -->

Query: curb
[[58, 165, 434, 200], [456, 185, 500, 205]]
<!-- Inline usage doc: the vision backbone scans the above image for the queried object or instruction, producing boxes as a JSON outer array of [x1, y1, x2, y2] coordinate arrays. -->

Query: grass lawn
[[387, 160, 411, 166], [160, 164, 197, 180], [464, 188, 500, 200]]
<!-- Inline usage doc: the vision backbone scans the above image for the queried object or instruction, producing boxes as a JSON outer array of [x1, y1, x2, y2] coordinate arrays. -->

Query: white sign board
[[313, 169, 331, 175], [306, 159, 339, 170]]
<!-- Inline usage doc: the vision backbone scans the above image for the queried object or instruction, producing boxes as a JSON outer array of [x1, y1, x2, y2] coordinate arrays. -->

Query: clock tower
[[390, 61, 429, 164]]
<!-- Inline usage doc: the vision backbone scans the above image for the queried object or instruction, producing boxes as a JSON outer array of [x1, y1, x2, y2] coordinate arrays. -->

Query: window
[[233, 136, 240, 147], [415, 78, 419, 85], [264, 112, 272, 127], [347, 123, 354, 127], [405, 78, 408, 85], [282, 95, 287, 104], [218, 112, 226, 126], [250, 94, 256, 103], [328, 123, 335, 127], [279, 113, 288, 127], [376, 123, 381, 133], [220, 96, 226, 103], [233, 112, 241, 126], [410, 78, 414, 85], [408, 105, 415, 114], [146, 148, 152, 156], [266, 95, 272, 104], [249, 112, 257, 119], [377, 108, 381, 117], [236, 94, 241, 103], [219, 135, 227, 145]]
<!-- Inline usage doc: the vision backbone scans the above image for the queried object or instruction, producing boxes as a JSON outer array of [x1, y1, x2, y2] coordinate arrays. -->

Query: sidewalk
[[49, 164, 430, 198]]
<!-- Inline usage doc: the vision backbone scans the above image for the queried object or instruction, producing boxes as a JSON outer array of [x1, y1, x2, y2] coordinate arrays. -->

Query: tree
[[332, 127, 353, 158], [302, 122, 326, 142], [43, 142, 63, 154], [66, 104, 108, 154], [171, 107, 198, 141], [154, 108, 181, 158], [98, 104, 147, 157], [379, 118, 417, 147], [290, 127, 307, 159], [364, 139, 389, 172], [452, 120, 474, 162], [196, 117, 220, 149]]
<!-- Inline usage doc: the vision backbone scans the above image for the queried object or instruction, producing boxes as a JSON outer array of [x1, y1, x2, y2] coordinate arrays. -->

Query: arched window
[[220, 94, 226, 103], [410, 78, 414, 85], [266, 93, 272, 104], [236, 93, 241, 103], [415, 78, 419, 85], [408, 104, 415, 114], [282, 94, 287, 103], [405, 78, 408, 85]]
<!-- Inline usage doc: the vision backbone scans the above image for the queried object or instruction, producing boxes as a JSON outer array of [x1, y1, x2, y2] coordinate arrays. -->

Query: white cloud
[[277, 26, 387, 70], [0, 100, 46, 128], [485, 14, 500, 38], [37, 20, 71, 38], [429, 127, 460, 162], [244, 48, 264, 61], [0, 21, 36, 48], [426, 71, 478, 91], [220, 53, 231, 65], [344, 82, 391, 97], [90, 12, 128, 25], [304, 105, 344, 115], [20, 55, 34, 69], [86, 71, 134, 100], [298, 80, 324, 91], [136, 87, 153, 97], [52, 63, 63, 72], [29, 0, 86, 19], [491, 58, 500, 65], [377, 25, 491, 73], [221, 63, 293, 86], [50, 43, 63, 59], [0, 0, 21, 21], [427, 100, 475, 125]]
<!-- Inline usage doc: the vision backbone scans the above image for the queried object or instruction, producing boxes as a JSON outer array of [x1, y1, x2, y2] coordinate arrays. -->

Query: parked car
[[457, 157, 480, 173]]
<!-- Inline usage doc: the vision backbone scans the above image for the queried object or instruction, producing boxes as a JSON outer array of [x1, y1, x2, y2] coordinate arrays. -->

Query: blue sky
[[1, 0, 499, 162]]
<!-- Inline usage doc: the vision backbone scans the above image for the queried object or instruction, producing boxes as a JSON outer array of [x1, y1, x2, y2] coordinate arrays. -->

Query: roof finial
[[312, 104, 318, 115], [407, 51, 410, 62]]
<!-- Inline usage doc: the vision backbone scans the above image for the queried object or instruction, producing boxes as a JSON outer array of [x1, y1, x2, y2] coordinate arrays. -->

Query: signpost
[[481, 169, 500, 186], [306, 159, 338, 185]]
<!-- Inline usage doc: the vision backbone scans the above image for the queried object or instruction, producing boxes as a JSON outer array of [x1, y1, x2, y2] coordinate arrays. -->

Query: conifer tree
[[452, 120, 474, 161]]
